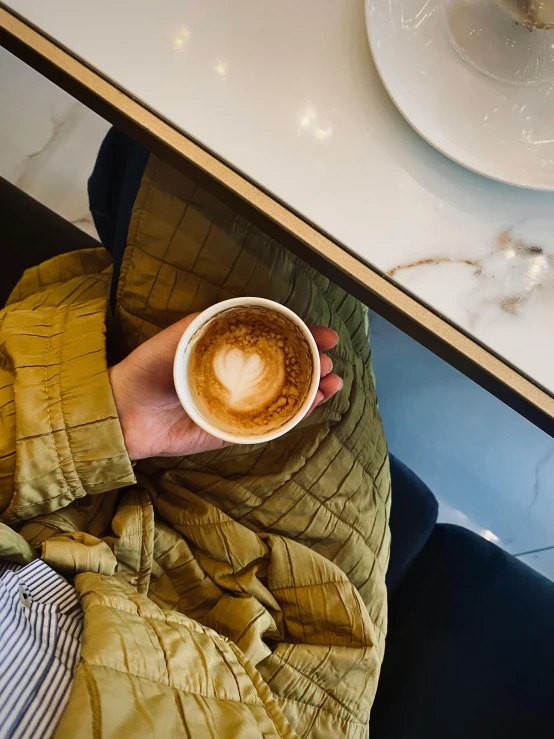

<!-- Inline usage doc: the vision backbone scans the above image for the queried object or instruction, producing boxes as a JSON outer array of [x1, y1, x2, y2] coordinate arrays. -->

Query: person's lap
[[1, 131, 392, 736]]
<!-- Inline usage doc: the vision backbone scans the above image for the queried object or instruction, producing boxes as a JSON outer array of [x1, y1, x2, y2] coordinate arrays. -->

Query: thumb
[[161, 312, 201, 347], [148, 312, 202, 359], [123, 312, 202, 381]]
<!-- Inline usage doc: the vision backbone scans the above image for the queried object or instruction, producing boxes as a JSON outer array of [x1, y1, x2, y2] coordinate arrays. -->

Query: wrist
[[108, 362, 139, 461]]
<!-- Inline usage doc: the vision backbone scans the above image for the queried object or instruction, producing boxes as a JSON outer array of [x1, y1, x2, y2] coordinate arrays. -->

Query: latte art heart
[[213, 348, 267, 407], [188, 306, 313, 437]]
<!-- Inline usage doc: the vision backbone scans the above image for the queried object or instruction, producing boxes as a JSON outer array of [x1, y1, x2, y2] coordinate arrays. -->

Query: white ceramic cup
[[173, 297, 321, 444]]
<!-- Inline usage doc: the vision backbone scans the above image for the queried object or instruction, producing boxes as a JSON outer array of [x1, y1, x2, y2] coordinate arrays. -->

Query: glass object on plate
[[446, 0, 554, 85]]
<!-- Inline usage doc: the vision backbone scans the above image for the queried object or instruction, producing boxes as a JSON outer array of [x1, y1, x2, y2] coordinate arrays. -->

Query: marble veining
[[529, 444, 554, 513], [388, 257, 481, 278], [388, 225, 554, 321], [387, 219, 554, 388], [14, 101, 84, 191], [0, 46, 109, 239], [69, 214, 96, 231]]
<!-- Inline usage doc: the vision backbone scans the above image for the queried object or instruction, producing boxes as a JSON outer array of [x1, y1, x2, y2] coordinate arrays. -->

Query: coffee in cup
[[173, 298, 320, 444]]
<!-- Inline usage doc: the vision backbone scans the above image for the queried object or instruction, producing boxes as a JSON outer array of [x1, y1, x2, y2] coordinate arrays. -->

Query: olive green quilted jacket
[[0, 157, 390, 738]]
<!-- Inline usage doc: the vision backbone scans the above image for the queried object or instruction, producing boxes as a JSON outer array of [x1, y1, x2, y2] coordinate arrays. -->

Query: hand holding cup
[[109, 300, 342, 460]]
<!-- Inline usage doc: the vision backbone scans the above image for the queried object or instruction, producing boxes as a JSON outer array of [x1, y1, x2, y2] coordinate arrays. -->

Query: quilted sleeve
[[0, 298, 136, 524]]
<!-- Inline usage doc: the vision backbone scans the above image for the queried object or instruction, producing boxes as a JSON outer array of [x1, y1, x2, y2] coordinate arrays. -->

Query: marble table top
[[5, 0, 554, 394]]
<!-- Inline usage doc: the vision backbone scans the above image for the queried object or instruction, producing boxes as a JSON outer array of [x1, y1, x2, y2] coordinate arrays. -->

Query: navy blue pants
[[375, 456, 554, 738]]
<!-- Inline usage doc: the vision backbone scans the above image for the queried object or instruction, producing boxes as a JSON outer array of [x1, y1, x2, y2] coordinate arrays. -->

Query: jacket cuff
[[1, 299, 135, 523]]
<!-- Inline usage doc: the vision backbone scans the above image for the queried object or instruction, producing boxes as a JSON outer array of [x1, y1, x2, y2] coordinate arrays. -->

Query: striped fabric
[[0, 559, 83, 739]]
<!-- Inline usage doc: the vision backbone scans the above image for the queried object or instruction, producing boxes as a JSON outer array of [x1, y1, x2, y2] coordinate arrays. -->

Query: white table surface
[[6, 0, 554, 393]]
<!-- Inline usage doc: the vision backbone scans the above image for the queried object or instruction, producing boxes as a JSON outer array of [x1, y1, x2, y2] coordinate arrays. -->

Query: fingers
[[319, 373, 343, 400], [143, 313, 202, 364], [320, 353, 333, 377], [307, 373, 343, 414], [310, 326, 339, 352], [308, 390, 325, 413]]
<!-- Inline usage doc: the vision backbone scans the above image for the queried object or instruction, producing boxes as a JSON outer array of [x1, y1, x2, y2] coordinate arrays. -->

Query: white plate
[[366, 0, 554, 190]]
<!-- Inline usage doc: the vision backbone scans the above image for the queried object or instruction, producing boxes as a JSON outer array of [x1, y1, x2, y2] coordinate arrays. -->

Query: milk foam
[[213, 347, 266, 407]]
